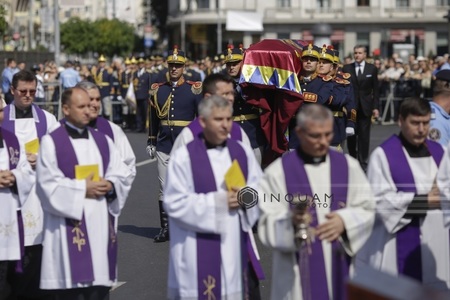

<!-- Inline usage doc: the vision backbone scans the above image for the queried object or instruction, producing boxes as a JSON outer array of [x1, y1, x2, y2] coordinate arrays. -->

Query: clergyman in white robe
[[356, 135, 450, 291], [36, 126, 132, 290], [258, 150, 374, 300], [164, 140, 263, 300]]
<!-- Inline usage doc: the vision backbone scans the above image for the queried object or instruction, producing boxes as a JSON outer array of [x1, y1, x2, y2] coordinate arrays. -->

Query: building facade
[[167, 0, 450, 60]]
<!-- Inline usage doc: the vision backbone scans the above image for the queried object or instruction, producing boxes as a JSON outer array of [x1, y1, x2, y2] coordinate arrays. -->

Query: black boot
[[154, 201, 169, 243]]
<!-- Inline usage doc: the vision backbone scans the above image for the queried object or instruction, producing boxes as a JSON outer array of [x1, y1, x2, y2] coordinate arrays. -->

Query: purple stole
[[3, 104, 47, 140], [188, 118, 243, 141], [49, 125, 118, 283], [282, 149, 349, 300], [380, 135, 444, 281], [1, 127, 24, 273], [187, 138, 263, 300], [94, 117, 115, 142]]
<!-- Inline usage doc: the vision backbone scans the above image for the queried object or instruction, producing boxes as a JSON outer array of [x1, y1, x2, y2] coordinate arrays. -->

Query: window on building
[[357, 0, 370, 6], [356, 32, 370, 53], [396, 0, 409, 7], [278, 33, 290, 39], [317, 0, 330, 8], [437, 0, 450, 6], [277, 0, 291, 7], [197, 0, 209, 9]]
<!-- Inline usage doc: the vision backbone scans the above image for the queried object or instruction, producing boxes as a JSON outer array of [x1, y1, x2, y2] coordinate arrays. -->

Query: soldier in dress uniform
[[152, 54, 168, 83], [316, 45, 356, 151], [224, 44, 266, 164], [119, 58, 133, 129], [146, 46, 203, 243], [288, 44, 334, 151], [135, 57, 155, 133], [95, 55, 115, 120]]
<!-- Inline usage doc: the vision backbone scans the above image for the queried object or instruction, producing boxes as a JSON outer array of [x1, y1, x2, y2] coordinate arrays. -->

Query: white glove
[[146, 145, 156, 159], [117, 95, 124, 103], [345, 127, 355, 137]]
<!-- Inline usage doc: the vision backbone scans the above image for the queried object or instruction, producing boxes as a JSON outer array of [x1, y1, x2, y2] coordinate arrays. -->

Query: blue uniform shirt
[[429, 101, 450, 146]]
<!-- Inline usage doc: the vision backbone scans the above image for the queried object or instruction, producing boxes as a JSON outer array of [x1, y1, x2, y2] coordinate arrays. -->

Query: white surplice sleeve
[[36, 135, 86, 221], [164, 146, 231, 234], [103, 137, 133, 216], [258, 158, 297, 252], [335, 155, 375, 255], [367, 147, 414, 233], [11, 145, 35, 207], [437, 146, 450, 227], [111, 123, 136, 186]]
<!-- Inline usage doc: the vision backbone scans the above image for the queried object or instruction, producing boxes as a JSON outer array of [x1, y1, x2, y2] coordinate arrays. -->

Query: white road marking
[[111, 281, 126, 291], [136, 159, 156, 167]]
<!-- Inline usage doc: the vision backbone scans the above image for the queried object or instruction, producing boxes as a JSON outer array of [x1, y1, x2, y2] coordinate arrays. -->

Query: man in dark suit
[[343, 45, 379, 172]]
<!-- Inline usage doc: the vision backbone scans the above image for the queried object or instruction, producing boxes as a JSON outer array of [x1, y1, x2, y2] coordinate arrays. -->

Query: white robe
[[171, 123, 251, 155], [7, 104, 58, 246], [164, 141, 263, 300], [0, 136, 34, 260], [258, 153, 374, 300], [356, 146, 450, 291], [36, 131, 132, 289], [49, 119, 137, 188]]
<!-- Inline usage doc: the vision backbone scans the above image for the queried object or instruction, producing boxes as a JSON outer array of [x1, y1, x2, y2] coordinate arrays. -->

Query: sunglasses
[[14, 89, 36, 96]]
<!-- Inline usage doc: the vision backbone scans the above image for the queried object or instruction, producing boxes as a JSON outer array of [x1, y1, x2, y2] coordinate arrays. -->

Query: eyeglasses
[[14, 89, 36, 96]]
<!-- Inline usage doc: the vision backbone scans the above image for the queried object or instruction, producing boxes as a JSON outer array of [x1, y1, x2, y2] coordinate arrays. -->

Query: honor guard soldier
[[95, 55, 115, 120], [152, 54, 168, 83], [119, 58, 133, 129], [135, 58, 155, 133], [317, 46, 356, 150], [334, 50, 357, 150], [288, 44, 334, 150], [224, 44, 266, 164], [146, 46, 203, 243]]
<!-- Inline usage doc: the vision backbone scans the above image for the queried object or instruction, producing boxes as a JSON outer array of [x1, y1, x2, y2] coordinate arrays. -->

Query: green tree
[[93, 18, 135, 58], [61, 17, 95, 55], [0, 5, 8, 37]]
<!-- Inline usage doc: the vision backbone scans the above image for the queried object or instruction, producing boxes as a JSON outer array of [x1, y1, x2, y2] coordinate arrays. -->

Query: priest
[[258, 104, 374, 300], [36, 87, 132, 298], [164, 95, 264, 299], [0, 98, 34, 299], [358, 97, 450, 290]]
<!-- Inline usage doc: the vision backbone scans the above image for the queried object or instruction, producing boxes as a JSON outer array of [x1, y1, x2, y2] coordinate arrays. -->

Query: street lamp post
[[54, 0, 60, 67]]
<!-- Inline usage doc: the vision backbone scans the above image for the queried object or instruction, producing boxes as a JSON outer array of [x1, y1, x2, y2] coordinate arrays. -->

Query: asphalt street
[[110, 123, 399, 300]]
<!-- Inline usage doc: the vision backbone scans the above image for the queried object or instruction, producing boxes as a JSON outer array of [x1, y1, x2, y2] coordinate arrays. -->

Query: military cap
[[224, 44, 244, 64], [153, 53, 163, 61], [301, 44, 320, 59], [435, 70, 450, 82], [98, 54, 106, 62], [319, 44, 334, 62], [130, 57, 138, 64], [167, 45, 186, 64], [138, 57, 145, 63], [124, 57, 131, 65], [212, 55, 220, 63], [332, 48, 340, 64]]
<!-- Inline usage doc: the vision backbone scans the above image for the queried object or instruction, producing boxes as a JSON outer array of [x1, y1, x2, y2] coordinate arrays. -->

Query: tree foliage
[[93, 18, 135, 58], [60, 17, 95, 55], [0, 5, 8, 37], [60, 17, 135, 58]]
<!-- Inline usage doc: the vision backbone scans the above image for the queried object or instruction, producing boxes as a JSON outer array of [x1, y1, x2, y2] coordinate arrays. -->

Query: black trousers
[[0, 261, 14, 300], [247, 261, 261, 300], [11, 245, 51, 300], [347, 113, 372, 172], [44, 286, 110, 300], [135, 99, 148, 132]]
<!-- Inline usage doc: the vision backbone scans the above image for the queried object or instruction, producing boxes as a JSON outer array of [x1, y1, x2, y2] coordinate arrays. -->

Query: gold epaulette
[[343, 79, 350, 85], [342, 72, 351, 79], [149, 82, 163, 96], [349, 109, 357, 122], [186, 81, 202, 95], [320, 74, 333, 82], [303, 92, 318, 103], [334, 77, 344, 84]]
